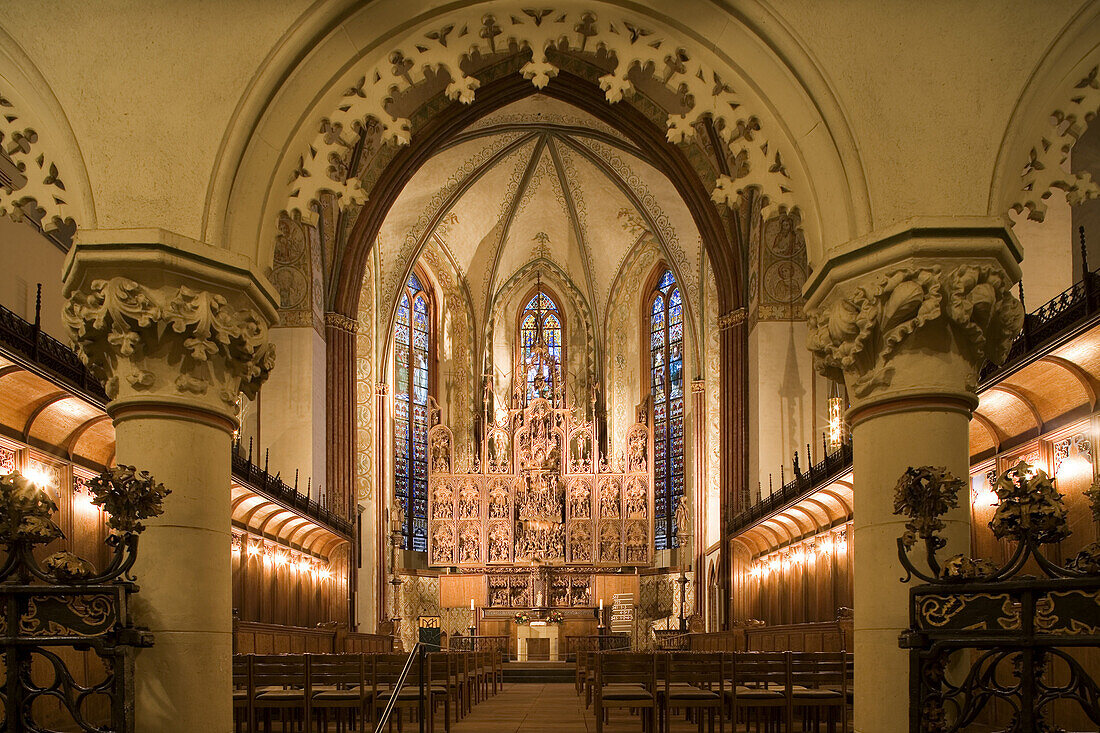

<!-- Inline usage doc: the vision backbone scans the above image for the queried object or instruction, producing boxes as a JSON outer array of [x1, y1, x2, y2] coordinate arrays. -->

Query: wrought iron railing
[[448, 634, 509, 659], [0, 291, 107, 404], [728, 441, 853, 536], [230, 441, 353, 537], [979, 270, 1100, 384], [0, 465, 167, 732], [895, 462, 1100, 732]]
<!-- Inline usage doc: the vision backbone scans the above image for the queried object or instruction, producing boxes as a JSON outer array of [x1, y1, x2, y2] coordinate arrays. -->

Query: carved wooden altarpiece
[[427, 395, 652, 572]]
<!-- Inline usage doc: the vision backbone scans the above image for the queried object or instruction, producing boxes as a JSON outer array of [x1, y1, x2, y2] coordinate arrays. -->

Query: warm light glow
[[297, 559, 310, 573], [247, 543, 260, 557], [791, 547, 806, 565], [835, 535, 848, 554], [73, 490, 99, 516], [972, 488, 999, 508], [23, 466, 52, 490], [1056, 454, 1092, 482], [827, 396, 846, 451]]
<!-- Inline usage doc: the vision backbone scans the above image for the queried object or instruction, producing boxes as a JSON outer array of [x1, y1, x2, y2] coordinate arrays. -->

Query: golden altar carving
[[427, 396, 652, 568]]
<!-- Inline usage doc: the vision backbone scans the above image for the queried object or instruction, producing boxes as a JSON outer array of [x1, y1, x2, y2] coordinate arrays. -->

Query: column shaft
[[850, 402, 971, 733], [115, 411, 234, 731]]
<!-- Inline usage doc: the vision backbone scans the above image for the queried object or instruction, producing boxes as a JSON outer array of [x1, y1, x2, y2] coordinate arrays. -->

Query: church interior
[[0, 2, 1099, 732]]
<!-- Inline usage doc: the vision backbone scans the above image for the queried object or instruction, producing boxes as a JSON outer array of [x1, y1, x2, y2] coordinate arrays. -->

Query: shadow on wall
[[777, 324, 807, 466]]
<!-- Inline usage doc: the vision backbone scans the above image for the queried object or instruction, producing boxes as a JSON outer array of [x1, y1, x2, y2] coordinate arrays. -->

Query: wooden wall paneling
[[440, 573, 485, 610]]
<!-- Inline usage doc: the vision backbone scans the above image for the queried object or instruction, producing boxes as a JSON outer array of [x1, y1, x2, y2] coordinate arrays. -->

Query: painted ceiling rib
[[382, 131, 540, 342], [553, 134, 701, 372], [545, 135, 601, 344], [481, 134, 549, 332], [441, 122, 650, 161]]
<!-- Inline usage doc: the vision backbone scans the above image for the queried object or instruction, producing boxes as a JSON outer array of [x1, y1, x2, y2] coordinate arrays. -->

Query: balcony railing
[[728, 441, 852, 536], [979, 269, 1100, 384], [231, 444, 353, 537], [0, 293, 108, 403]]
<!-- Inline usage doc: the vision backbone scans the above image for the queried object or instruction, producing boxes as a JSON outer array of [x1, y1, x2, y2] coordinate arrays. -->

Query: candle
[[599, 599, 603, 611], [470, 598, 475, 611]]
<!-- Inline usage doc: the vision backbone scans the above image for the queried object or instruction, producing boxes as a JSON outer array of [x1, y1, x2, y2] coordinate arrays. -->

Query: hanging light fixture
[[827, 381, 847, 452]]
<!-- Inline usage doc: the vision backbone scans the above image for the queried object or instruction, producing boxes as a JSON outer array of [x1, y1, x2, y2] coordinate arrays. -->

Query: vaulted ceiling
[[373, 95, 705, 338]]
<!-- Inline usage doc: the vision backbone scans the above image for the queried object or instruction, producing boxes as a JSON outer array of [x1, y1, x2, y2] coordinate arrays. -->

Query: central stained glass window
[[519, 290, 563, 401], [394, 272, 430, 551], [650, 269, 684, 550]]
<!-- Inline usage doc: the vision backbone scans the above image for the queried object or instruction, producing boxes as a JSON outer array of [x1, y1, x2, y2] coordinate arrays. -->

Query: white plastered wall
[[0, 219, 67, 340], [260, 326, 327, 500], [749, 320, 826, 499]]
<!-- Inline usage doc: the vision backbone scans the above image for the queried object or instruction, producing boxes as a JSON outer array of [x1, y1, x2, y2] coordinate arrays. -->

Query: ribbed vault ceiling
[[373, 94, 703, 335]]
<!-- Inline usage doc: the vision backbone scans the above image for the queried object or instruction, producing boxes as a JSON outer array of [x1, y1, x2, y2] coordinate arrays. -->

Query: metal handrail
[[374, 642, 427, 733]]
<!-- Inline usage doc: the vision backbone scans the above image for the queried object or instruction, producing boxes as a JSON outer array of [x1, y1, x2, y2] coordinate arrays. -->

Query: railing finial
[[34, 283, 42, 329], [1080, 225, 1089, 274]]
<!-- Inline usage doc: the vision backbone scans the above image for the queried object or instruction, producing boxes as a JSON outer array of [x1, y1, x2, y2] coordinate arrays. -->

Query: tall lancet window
[[519, 289, 563, 402], [394, 272, 431, 551], [650, 269, 684, 550]]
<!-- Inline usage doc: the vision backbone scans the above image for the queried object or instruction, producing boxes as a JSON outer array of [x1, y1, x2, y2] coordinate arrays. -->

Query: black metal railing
[[0, 290, 107, 403], [728, 441, 853, 536], [979, 270, 1100, 384], [448, 634, 510, 660], [895, 462, 1100, 732], [231, 443, 353, 537]]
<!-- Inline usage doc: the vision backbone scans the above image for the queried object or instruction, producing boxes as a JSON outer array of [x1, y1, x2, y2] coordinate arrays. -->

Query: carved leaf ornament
[[64, 278, 276, 405], [285, 9, 795, 225], [808, 265, 1023, 397]]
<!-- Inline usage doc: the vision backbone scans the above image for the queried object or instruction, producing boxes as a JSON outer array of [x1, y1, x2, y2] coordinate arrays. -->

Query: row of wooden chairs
[[232, 649, 501, 732], [587, 651, 852, 733]]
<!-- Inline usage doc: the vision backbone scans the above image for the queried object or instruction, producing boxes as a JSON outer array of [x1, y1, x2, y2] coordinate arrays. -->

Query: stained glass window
[[394, 272, 430, 551], [651, 269, 684, 550], [519, 290, 563, 401]]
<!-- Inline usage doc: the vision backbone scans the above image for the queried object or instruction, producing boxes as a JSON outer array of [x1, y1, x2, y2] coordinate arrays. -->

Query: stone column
[[804, 218, 1023, 733], [62, 230, 277, 732]]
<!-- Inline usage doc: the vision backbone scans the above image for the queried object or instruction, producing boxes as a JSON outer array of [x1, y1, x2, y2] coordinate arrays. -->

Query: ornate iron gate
[[895, 462, 1100, 732], [0, 466, 166, 732]]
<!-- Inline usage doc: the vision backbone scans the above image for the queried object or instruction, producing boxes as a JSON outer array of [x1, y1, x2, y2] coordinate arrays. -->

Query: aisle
[[445, 682, 715, 733], [447, 683, 589, 732]]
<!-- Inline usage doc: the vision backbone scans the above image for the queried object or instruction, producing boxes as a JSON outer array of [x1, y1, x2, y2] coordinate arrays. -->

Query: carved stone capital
[[62, 231, 279, 428], [804, 219, 1023, 410]]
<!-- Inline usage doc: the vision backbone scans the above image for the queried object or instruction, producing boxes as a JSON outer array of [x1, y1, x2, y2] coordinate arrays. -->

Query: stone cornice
[[64, 229, 279, 324]]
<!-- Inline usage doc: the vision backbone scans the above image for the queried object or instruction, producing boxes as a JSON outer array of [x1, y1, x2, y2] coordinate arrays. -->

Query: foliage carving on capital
[[943, 265, 1024, 365], [807, 264, 1022, 398], [64, 278, 276, 407]]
